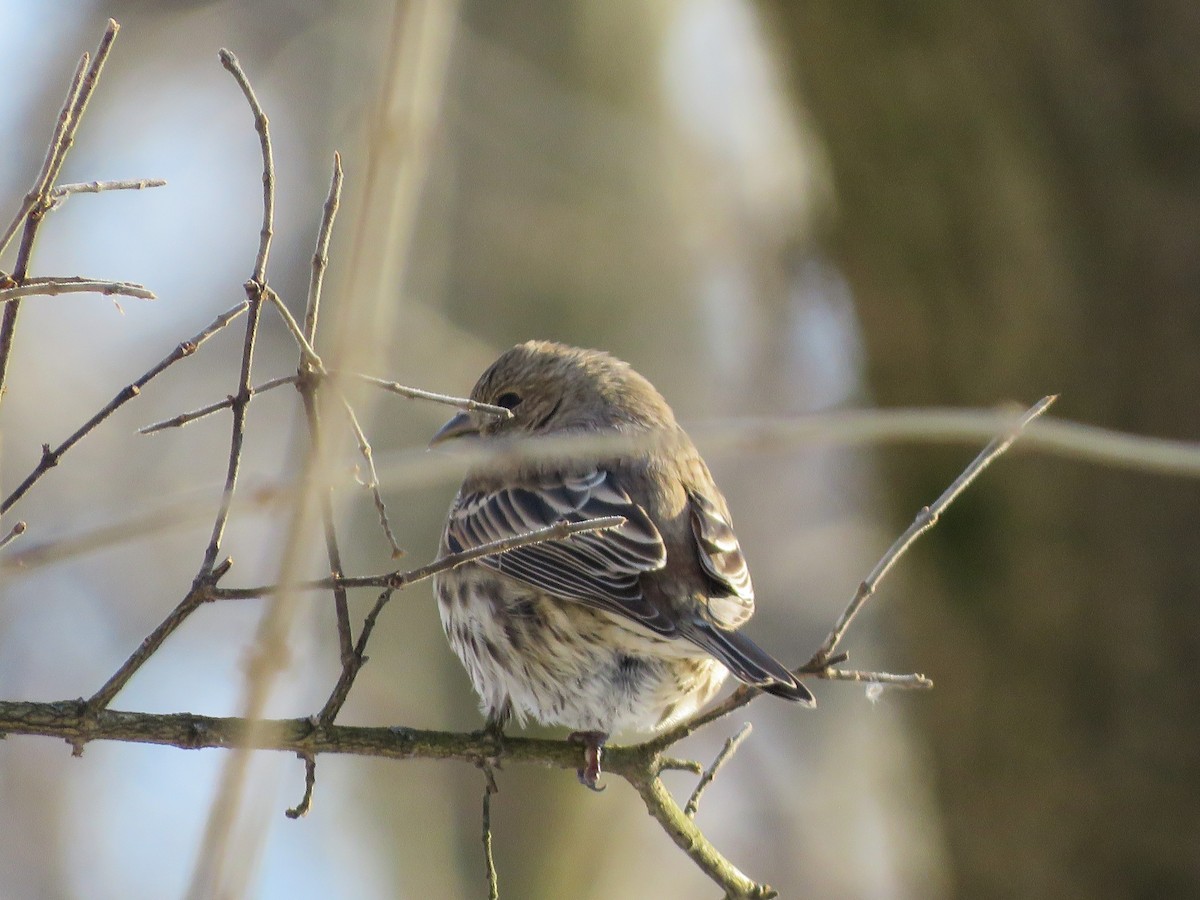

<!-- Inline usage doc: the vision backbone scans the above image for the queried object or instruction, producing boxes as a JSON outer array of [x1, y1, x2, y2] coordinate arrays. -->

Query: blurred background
[[0, 1, 1198, 897]]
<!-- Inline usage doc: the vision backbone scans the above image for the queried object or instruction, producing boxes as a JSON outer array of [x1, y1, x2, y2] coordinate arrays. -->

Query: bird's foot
[[567, 730, 608, 792], [473, 716, 507, 770]]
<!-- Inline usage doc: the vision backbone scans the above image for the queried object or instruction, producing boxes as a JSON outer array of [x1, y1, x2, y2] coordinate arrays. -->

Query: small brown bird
[[431, 341, 813, 788]]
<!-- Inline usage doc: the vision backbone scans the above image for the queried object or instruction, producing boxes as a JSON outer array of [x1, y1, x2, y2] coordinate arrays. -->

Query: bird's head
[[429, 340, 677, 448]]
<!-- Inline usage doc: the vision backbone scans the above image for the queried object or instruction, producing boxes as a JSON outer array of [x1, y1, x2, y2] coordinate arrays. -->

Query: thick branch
[[630, 772, 776, 899]]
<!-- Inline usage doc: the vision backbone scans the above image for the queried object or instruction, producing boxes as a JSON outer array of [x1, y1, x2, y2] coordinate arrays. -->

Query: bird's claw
[[568, 730, 608, 792]]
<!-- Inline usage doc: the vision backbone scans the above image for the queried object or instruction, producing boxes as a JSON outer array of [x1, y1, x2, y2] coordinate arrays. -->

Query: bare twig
[[140, 367, 510, 435], [285, 754, 318, 819], [311, 516, 627, 725], [684, 722, 753, 820], [0, 277, 155, 303], [49, 178, 166, 207], [313, 589, 392, 725], [210, 515, 629, 601], [0, 54, 88, 259], [632, 772, 775, 899], [86, 560, 232, 713], [187, 49, 277, 900], [0, 22, 120, 403], [647, 396, 1055, 761], [305, 154, 342, 342], [660, 757, 705, 774], [0, 520, 28, 550], [1, 301, 249, 516], [218, 50, 273, 283], [818, 668, 933, 688], [197, 50, 274, 577], [0, 698, 638, 772], [336, 371, 513, 419], [482, 773, 499, 900], [287, 157, 355, 690], [138, 374, 296, 434], [265, 287, 321, 367], [808, 394, 1057, 667], [338, 393, 403, 557], [297, 373, 356, 677], [264, 287, 403, 557]]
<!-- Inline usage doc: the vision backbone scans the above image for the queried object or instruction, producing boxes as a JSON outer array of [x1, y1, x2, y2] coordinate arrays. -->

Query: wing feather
[[445, 470, 673, 634], [688, 489, 755, 629]]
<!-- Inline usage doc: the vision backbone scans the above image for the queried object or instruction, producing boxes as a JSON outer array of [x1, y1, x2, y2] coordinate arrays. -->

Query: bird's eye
[[495, 392, 522, 410]]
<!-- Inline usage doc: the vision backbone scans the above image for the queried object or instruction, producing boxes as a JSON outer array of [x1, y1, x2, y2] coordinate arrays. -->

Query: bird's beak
[[429, 410, 480, 447]]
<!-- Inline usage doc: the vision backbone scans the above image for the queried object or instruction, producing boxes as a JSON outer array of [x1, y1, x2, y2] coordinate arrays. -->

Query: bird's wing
[[444, 469, 675, 634], [687, 489, 755, 629], [683, 489, 812, 701]]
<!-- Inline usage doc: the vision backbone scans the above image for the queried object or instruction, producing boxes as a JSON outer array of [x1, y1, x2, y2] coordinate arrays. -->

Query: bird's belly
[[436, 568, 728, 735]]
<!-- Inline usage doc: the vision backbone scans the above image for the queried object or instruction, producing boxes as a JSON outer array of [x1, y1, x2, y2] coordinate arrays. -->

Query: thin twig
[[0, 278, 154, 302], [265, 287, 321, 368], [0, 520, 28, 550], [337, 392, 403, 557], [647, 396, 1055, 754], [684, 722, 753, 820], [218, 50, 273, 283], [297, 379, 356, 678], [0, 54, 88, 260], [0, 21, 121, 390], [808, 394, 1057, 667], [336, 371, 513, 419], [285, 157, 354, 684], [312, 515, 627, 724], [632, 773, 775, 899], [0, 23, 119, 402], [187, 49, 277, 900], [659, 758, 704, 774], [138, 374, 296, 434], [314, 588, 392, 725], [49, 178, 166, 207], [482, 775, 499, 900], [198, 50, 275, 576], [264, 289, 403, 557], [140, 367, 508, 435], [285, 754, 318, 819], [1, 302, 249, 516], [818, 668, 933, 688], [210, 515, 629, 600], [86, 560, 232, 713], [305, 153, 342, 343]]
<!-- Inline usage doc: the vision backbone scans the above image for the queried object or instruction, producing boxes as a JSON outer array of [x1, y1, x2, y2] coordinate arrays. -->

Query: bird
[[430, 341, 813, 789]]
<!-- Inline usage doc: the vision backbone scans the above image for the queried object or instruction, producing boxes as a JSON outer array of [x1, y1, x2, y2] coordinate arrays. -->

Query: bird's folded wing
[[444, 469, 675, 634], [688, 489, 755, 629]]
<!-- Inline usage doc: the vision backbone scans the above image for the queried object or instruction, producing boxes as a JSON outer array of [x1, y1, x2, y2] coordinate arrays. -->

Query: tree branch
[[1, 301, 248, 517], [0, 21, 120, 404], [0, 277, 154, 302]]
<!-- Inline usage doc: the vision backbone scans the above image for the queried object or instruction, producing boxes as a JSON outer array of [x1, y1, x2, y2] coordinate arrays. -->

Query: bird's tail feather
[[684, 621, 815, 706]]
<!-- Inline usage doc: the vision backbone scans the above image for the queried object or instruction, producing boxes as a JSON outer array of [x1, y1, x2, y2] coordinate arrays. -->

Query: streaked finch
[[431, 341, 813, 787]]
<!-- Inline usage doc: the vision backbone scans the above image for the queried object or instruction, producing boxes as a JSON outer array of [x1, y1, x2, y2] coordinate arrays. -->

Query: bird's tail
[[683, 621, 815, 706]]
